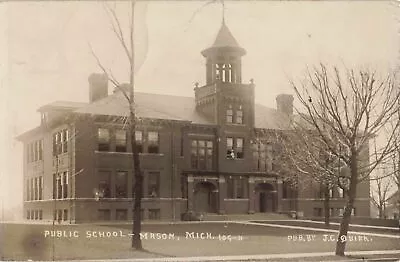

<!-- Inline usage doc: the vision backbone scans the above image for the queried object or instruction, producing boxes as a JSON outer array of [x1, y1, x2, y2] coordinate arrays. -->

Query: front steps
[[202, 212, 291, 221]]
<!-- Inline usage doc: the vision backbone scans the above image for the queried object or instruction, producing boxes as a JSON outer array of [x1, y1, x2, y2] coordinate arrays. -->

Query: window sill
[[226, 123, 245, 126], [94, 151, 164, 156]]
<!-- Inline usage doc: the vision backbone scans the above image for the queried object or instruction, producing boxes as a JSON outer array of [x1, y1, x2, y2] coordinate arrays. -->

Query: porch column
[[187, 175, 194, 211], [248, 176, 255, 214], [218, 175, 226, 214], [276, 178, 283, 212]]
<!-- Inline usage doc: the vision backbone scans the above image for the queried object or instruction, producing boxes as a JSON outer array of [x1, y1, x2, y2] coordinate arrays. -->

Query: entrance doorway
[[255, 183, 276, 212], [194, 181, 217, 213]]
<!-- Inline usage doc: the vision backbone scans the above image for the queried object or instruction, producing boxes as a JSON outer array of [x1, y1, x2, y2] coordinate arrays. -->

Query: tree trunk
[[378, 206, 383, 219], [128, 0, 142, 250], [130, 113, 143, 249], [335, 152, 357, 256], [323, 185, 330, 226]]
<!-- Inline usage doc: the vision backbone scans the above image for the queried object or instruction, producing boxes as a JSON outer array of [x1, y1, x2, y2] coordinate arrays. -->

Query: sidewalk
[[53, 250, 400, 262]]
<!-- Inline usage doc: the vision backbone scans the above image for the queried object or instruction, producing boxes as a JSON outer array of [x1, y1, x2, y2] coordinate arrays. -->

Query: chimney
[[88, 73, 108, 103], [276, 94, 294, 115]]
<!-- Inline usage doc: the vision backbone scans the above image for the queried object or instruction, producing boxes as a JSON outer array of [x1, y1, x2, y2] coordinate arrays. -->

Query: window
[[34, 177, 38, 200], [135, 130, 143, 153], [52, 129, 67, 156], [226, 105, 233, 123], [116, 209, 128, 220], [26, 210, 30, 220], [338, 208, 344, 217], [236, 106, 243, 124], [338, 187, 344, 198], [98, 171, 111, 198], [53, 174, 56, 199], [56, 132, 62, 155], [33, 141, 37, 162], [191, 140, 213, 170], [30, 178, 34, 201], [227, 137, 244, 159], [226, 137, 234, 159], [34, 210, 38, 220], [98, 128, 110, 151], [57, 210, 63, 222], [215, 63, 221, 80], [115, 171, 128, 198], [62, 129, 68, 153], [351, 208, 356, 216], [221, 64, 232, 82], [57, 173, 62, 199], [236, 138, 244, 159], [115, 130, 127, 152], [148, 131, 159, 153], [148, 172, 160, 198], [62, 172, 68, 199], [329, 188, 334, 198], [52, 134, 57, 156], [98, 209, 111, 220], [329, 208, 335, 216], [148, 209, 161, 220], [39, 140, 43, 160], [63, 209, 68, 221], [39, 210, 43, 220], [226, 176, 246, 198]]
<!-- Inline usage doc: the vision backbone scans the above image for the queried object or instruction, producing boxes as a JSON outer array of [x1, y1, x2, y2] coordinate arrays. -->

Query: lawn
[[1, 222, 399, 261]]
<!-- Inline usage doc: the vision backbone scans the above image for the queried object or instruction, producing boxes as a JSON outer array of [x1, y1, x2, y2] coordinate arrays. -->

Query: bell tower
[[194, 21, 255, 127], [201, 20, 246, 85]]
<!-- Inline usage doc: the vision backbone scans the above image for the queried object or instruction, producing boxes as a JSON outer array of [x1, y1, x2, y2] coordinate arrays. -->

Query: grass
[[1, 222, 399, 261]]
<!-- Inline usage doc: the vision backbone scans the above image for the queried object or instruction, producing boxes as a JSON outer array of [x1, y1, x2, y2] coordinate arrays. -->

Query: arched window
[[221, 64, 232, 82]]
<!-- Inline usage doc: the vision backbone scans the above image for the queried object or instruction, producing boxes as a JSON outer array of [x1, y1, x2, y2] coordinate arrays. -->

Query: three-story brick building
[[17, 21, 370, 222]]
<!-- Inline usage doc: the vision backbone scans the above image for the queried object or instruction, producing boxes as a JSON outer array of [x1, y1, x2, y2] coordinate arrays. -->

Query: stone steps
[[202, 212, 291, 221]]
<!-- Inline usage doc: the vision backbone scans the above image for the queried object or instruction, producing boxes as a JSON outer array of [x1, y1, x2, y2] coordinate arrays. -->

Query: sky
[[0, 0, 399, 218]]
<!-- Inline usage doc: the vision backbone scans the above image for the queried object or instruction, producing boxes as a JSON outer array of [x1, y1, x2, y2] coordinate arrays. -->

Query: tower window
[[222, 64, 232, 82]]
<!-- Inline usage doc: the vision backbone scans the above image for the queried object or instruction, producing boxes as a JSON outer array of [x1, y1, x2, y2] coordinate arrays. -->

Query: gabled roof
[[37, 101, 88, 112], [18, 91, 288, 141], [74, 91, 212, 125], [74, 91, 285, 129]]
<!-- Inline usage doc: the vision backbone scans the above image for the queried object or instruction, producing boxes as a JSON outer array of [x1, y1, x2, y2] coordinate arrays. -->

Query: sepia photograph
[[0, 0, 400, 261]]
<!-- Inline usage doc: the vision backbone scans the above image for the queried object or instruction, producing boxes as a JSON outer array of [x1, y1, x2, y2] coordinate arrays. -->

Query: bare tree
[[90, 0, 144, 250], [288, 64, 400, 256], [274, 128, 345, 226], [371, 174, 393, 219]]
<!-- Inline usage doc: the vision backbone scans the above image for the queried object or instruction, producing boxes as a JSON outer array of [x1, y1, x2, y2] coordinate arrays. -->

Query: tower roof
[[212, 21, 240, 48], [201, 21, 246, 57]]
